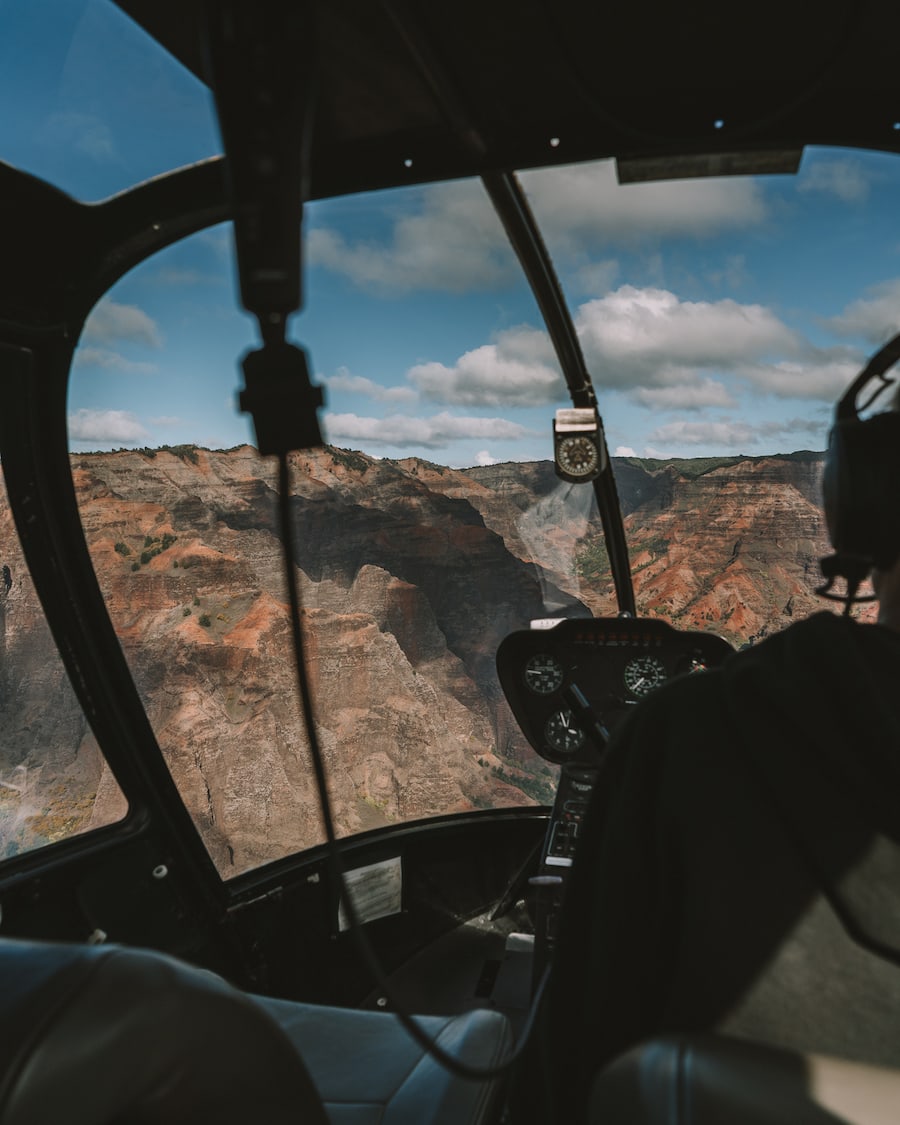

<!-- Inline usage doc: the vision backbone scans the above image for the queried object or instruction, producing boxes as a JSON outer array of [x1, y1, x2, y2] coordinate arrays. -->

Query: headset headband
[[819, 330, 900, 612], [836, 331, 900, 422]]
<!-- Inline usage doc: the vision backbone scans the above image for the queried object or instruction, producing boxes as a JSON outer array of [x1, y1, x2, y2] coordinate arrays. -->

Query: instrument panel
[[497, 616, 733, 764]]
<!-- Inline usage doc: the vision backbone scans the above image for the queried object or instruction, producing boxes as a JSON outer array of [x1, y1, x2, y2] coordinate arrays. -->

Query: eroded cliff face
[[3, 447, 558, 873], [0, 488, 119, 857], [0, 445, 843, 874], [619, 456, 830, 641], [467, 451, 836, 643]]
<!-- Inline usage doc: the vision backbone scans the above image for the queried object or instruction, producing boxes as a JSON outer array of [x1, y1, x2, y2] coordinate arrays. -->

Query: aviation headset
[[820, 331, 900, 608]]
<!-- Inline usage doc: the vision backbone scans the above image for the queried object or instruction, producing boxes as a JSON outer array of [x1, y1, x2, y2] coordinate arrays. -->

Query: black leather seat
[[589, 1035, 900, 1125], [0, 938, 511, 1125], [257, 995, 512, 1124]]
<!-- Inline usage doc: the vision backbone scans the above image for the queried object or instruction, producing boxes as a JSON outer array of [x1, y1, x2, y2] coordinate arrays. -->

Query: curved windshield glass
[[0, 470, 127, 857], [68, 150, 893, 875], [0, 0, 219, 200]]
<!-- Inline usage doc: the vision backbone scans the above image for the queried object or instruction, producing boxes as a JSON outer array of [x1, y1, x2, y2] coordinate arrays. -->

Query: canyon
[[0, 445, 843, 874]]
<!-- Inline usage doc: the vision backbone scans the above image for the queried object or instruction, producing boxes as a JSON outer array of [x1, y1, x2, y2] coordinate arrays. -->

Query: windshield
[[59, 150, 893, 876], [0, 469, 127, 858], [2, 2, 892, 878]]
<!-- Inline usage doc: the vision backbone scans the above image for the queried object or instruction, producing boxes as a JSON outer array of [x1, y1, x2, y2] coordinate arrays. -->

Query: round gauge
[[623, 654, 667, 698], [557, 435, 600, 479], [524, 653, 565, 695], [544, 709, 586, 755]]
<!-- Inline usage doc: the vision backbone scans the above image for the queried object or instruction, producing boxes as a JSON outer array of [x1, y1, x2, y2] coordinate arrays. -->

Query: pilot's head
[[821, 374, 900, 614]]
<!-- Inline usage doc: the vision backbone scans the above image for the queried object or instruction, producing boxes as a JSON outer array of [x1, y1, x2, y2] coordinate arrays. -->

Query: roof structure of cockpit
[[116, 0, 900, 200]]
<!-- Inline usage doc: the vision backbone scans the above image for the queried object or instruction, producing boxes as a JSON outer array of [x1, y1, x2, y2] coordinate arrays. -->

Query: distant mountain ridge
[[0, 444, 838, 873], [461, 449, 830, 642]]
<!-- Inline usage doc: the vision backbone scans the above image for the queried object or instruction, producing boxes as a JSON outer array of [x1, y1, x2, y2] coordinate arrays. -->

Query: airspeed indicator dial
[[524, 653, 564, 695], [623, 654, 666, 698]]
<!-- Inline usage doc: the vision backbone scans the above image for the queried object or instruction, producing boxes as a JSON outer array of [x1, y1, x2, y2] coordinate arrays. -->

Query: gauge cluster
[[497, 616, 733, 764]]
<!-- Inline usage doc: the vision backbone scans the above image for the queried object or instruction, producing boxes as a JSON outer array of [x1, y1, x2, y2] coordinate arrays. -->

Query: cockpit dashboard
[[497, 616, 734, 765], [497, 616, 735, 982]]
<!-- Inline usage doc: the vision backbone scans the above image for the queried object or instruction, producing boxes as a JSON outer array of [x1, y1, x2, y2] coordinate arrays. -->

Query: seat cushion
[[256, 996, 513, 1125], [589, 1035, 900, 1125]]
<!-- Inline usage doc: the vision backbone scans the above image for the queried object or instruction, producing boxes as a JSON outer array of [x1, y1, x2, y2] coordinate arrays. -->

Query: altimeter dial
[[524, 653, 565, 695], [544, 709, 586, 755], [623, 654, 666, 697]]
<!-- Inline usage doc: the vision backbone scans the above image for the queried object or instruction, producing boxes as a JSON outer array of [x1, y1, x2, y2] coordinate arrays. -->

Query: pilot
[[530, 381, 900, 1121]]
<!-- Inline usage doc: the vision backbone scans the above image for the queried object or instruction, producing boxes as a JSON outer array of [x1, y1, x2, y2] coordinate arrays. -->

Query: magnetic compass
[[553, 408, 604, 483], [556, 435, 601, 479]]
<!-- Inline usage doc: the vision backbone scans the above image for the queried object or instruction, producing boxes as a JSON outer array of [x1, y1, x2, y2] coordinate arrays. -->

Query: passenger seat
[[257, 994, 512, 1124], [0, 938, 511, 1125]]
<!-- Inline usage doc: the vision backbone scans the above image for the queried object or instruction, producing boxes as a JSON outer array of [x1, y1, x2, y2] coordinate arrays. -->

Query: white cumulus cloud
[[521, 160, 768, 250], [324, 412, 531, 450], [308, 181, 515, 293], [576, 286, 799, 390], [646, 416, 825, 450], [82, 300, 162, 348], [73, 347, 157, 374], [630, 379, 736, 410], [405, 286, 850, 410], [324, 368, 417, 403], [68, 409, 149, 444], [409, 325, 563, 407], [824, 279, 900, 345], [735, 351, 860, 400], [309, 161, 769, 294]]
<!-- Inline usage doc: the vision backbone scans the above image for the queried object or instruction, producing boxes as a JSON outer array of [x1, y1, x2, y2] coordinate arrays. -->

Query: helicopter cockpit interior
[[4, 0, 900, 1121]]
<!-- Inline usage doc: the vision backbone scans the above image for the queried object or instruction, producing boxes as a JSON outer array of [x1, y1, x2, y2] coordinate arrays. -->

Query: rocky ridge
[[0, 445, 846, 874]]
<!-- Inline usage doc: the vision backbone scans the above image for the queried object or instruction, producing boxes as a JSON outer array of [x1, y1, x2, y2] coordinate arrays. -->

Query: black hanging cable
[[276, 452, 550, 1082], [204, 0, 553, 1083]]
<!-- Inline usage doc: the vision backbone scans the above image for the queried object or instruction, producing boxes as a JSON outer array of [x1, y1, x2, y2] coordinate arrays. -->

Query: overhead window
[[0, 0, 219, 201]]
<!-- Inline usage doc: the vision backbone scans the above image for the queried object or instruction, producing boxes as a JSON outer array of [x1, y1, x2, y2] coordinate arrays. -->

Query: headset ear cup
[[823, 412, 900, 568]]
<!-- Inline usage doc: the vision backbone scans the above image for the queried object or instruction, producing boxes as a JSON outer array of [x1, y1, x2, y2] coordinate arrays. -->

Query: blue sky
[[5, 0, 900, 467]]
